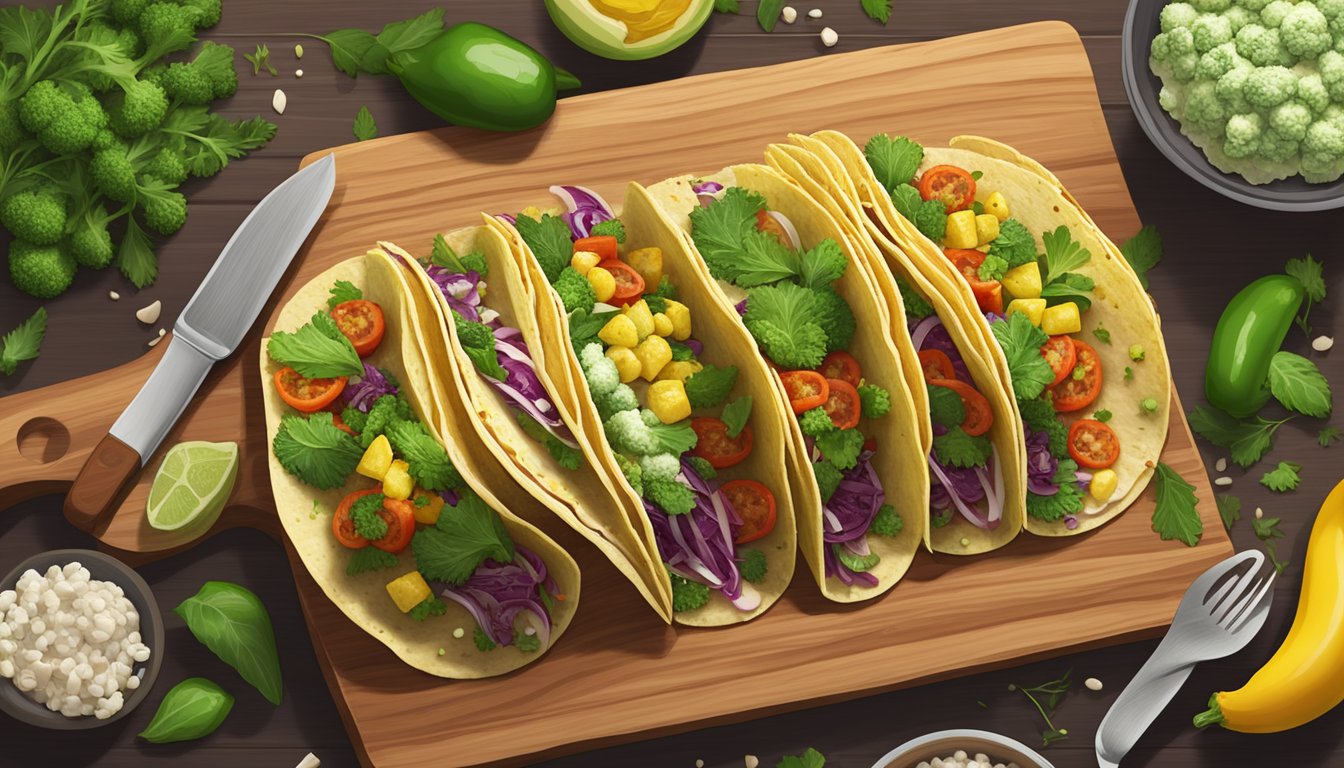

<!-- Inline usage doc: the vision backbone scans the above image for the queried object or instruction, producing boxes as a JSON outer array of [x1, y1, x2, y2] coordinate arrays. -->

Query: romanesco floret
[[1261, 0, 1295, 29], [9, 241, 76, 299], [645, 476, 695, 515], [106, 80, 169, 138], [1161, 2, 1199, 31], [552, 266, 596, 315], [0, 190, 67, 246], [1244, 65, 1297, 109], [1270, 100, 1314, 139], [596, 383, 639, 420], [670, 572, 710, 613], [1224, 112, 1266, 156], [1192, 13, 1235, 52], [639, 453, 681, 482], [1282, 3, 1333, 57]]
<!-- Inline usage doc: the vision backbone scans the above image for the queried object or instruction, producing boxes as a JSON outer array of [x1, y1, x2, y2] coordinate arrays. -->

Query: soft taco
[[491, 183, 798, 625], [260, 252, 578, 677], [641, 163, 929, 599], [813, 130, 1170, 535], [374, 228, 673, 622]]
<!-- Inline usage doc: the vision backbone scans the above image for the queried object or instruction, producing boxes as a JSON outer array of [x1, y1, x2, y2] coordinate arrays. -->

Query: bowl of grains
[[872, 729, 1055, 768], [0, 550, 164, 729]]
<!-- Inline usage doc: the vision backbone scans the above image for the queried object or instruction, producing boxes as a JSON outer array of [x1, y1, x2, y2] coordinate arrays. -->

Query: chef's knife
[[64, 154, 337, 534]]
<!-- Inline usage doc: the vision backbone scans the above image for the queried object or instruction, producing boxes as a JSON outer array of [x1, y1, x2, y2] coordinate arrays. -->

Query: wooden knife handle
[[64, 434, 142, 535]]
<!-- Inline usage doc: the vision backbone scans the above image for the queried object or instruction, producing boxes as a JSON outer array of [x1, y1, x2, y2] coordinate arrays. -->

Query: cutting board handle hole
[[17, 418, 70, 465]]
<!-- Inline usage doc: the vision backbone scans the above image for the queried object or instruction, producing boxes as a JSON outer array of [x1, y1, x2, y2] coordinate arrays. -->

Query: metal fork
[[1095, 550, 1277, 767]]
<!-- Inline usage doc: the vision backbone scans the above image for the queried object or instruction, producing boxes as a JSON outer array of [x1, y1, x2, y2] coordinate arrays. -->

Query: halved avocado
[[545, 0, 714, 61]]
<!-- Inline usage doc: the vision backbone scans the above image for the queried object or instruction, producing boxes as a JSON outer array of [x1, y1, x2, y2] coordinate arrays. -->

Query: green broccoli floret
[[813, 459, 843, 502], [1321, 51, 1344, 101], [811, 287, 856, 353], [738, 549, 767, 583], [106, 80, 169, 138], [89, 146, 138, 203], [669, 572, 710, 613], [110, 0, 150, 24], [189, 41, 238, 99], [858, 384, 891, 419], [686, 456, 717, 481], [1282, 3, 1332, 57], [1184, 81, 1230, 136], [871, 504, 903, 536], [361, 394, 413, 447], [1261, 1, 1295, 30], [645, 476, 695, 515], [162, 63, 215, 105], [69, 222, 115, 269], [614, 452, 643, 496], [138, 3, 201, 58], [1235, 25, 1292, 67], [181, 0, 224, 29], [1302, 119, 1344, 181], [1189, 0, 1230, 12], [143, 148, 189, 185], [1215, 65, 1254, 113], [17, 82, 101, 154], [1, 190, 67, 246], [596, 382, 639, 420], [0, 102, 27, 150], [141, 185, 187, 235], [799, 407, 836, 438], [553, 266, 596, 315], [9, 241, 76, 299], [340, 405, 369, 434], [1224, 6, 1255, 34], [1197, 42, 1246, 80], [1259, 127, 1300, 162]]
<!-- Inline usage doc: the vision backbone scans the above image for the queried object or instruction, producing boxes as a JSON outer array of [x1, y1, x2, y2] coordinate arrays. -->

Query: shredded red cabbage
[[683, 338, 704, 357], [1025, 429, 1061, 496], [694, 180, 725, 208], [646, 460, 753, 607], [819, 451, 884, 587], [735, 298, 748, 317], [342, 363, 398, 412], [495, 213, 517, 225], [440, 545, 556, 649], [425, 266, 482, 322], [550, 184, 615, 240]]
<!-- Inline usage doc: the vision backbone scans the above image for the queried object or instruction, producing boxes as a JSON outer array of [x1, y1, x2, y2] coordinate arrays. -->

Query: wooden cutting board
[[0, 21, 1233, 767]]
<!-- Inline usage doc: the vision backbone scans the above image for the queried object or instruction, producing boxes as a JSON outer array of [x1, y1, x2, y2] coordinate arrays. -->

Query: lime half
[[146, 440, 239, 532]]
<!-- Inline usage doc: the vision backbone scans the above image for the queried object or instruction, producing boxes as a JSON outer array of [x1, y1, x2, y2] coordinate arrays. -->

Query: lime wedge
[[146, 441, 238, 532]]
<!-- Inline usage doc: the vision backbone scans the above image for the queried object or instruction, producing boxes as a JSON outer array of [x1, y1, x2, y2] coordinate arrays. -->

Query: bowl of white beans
[[871, 729, 1055, 768], [0, 549, 164, 729]]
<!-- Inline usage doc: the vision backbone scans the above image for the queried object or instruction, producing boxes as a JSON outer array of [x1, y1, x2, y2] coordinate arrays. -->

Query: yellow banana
[[1195, 478, 1344, 733]]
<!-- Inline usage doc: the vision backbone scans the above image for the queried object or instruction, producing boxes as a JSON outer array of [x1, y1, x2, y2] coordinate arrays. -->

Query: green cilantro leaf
[[413, 492, 515, 586], [589, 218, 626, 243], [0, 307, 47, 376], [890, 183, 946, 241], [1092, 324, 1111, 345], [243, 43, 278, 76], [813, 460, 843, 502], [861, 0, 892, 23], [351, 493, 388, 540], [352, 106, 377, 141], [1040, 225, 1091, 283], [777, 747, 826, 768], [670, 571, 711, 612], [474, 625, 497, 651], [513, 630, 541, 653], [345, 546, 398, 576], [864, 134, 924, 190], [743, 283, 829, 369], [1019, 395, 1068, 457], [374, 8, 446, 57], [1260, 461, 1302, 492], [386, 420, 462, 491], [1119, 225, 1162, 289], [117, 218, 158, 288], [1124, 366, 1134, 381], [687, 456, 717, 481], [721, 396, 752, 438], [1252, 515, 1285, 543], [272, 412, 363, 489], [896, 275, 934, 320], [1041, 271, 1095, 312], [1093, 409, 1112, 423], [568, 308, 618, 350], [514, 213, 573, 283], [1319, 426, 1341, 447], [1286, 253, 1326, 303], [1152, 462, 1202, 547], [991, 312, 1053, 400], [798, 239, 847, 290], [1268, 351, 1331, 418], [816, 428, 865, 470], [927, 383, 966, 429], [516, 411, 584, 470], [430, 233, 489, 276], [689, 186, 769, 283], [1216, 494, 1241, 532], [1188, 405, 1292, 468], [454, 314, 508, 382], [684, 364, 739, 409], [978, 253, 1009, 282], [734, 228, 802, 287], [934, 426, 993, 469], [739, 549, 767, 582], [327, 280, 362, 310], [988, 219, 1038, 267], [1026, 459, 1085, 522], [408, 596, 447, 622], [267, 312, 365, 378]]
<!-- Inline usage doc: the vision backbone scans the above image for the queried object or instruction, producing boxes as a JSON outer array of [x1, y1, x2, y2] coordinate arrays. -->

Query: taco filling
[[266, 279, 560, 653], [512, 186, 777, 614], [687, 184, 902, 588]]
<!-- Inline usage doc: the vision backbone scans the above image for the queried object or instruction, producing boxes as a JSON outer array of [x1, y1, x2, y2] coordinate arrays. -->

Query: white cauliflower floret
[[1225, 6, 1257, 32], [639, 453, 681, 482]]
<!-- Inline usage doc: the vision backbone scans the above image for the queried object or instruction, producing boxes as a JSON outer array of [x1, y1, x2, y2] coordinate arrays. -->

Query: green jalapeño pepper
[[1206, 274, 1304, 418], [388, 22, 581, 132]]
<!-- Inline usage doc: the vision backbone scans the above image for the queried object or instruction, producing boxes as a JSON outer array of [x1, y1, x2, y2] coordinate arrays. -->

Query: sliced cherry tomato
[[1051, 339, 1104, 413], [596, 258, 646, 304], [822, 377, 862, 430], [755, 209, 791, 248], [918, 349, 956, 381], [574, 235, 618, 261], [372, 498, 417, 553], [818, 350, 862, 387], [333, 489, 379, 549], [332, 412, 356, 436], [1041, 335, 1078, 388], [943, 248, 1004, 315], [330, 299, 385, 357], [690, 417, 754, 469], [1068, 419, 1121, 469], [274, 367, 346, 413], [724, 479, 777, 544], [928, 377, 994, 436], [780, 370, 829, 414], [863, 436, 878, 452], [918, 164, 977, 213]]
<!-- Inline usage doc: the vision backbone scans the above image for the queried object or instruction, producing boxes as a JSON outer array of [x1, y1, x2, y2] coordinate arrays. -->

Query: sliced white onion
[[766, 210, 803, 251]]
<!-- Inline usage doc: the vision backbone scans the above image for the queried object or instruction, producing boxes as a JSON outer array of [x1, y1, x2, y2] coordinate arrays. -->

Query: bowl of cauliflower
[[1124, 0, 1344, 209]]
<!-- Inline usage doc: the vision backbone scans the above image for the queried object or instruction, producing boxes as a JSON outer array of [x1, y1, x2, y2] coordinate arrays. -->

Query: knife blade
[[64, 154, 337, 534]]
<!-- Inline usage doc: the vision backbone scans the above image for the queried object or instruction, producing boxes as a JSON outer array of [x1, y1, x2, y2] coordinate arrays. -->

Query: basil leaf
[[174, 582, 283, 705], [138, 678, 234, 744]]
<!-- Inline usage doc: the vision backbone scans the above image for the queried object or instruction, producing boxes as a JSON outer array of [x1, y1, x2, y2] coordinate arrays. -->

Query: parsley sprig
[[1011, 669, 1073, 747]]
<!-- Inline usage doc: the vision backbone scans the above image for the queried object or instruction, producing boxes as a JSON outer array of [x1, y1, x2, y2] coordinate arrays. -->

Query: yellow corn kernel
[[1089, 469, 1118, 502], [945, 209, 978, 248], [587, 266, 616, 303], [411, 489, 445, 525], [1002, 261, 1042, 299], [648, 379, 692, 424], [634, 335, 673, 381], [1007, 298, 1047, 326], [571, 250, 601, 275], [356, 435, 393, 480], [623, 299, 656, 339], [985, 191, 1010, 221], [606, 346, 642, 383], [655, 360, 703, 382], [652, 312, 674, 337], [382, 459, 413, 500], [598, 313, 639, 348], [1042, 302, 1082, 335], [975, 213, 1000, 246], [663, 299, 692, 340], [386, 571, 432, 613], [519, 205, 543, 220], [625, 247, 664, 288]]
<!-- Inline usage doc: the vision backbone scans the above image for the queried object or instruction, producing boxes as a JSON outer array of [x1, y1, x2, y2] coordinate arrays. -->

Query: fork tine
[[1204, 574, 1241, 610], [1218, 572, 1272, 628], [1200, 550, 1264, 607], [1210, 569, 1261, 622], [1228, 571, 1277, 633]]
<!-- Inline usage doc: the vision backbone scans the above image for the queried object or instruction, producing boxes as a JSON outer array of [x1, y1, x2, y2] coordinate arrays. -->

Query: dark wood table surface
[[4, 1, 1344, 766]]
